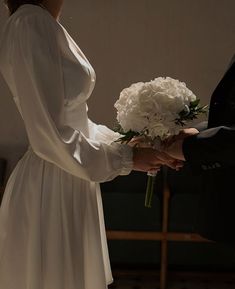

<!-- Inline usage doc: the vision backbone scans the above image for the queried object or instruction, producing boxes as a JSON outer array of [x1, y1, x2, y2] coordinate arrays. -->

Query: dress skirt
[[0, 147, 113, 289]]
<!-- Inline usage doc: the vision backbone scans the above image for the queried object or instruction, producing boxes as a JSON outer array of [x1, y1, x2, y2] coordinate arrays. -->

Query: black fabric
[[183, 58, 235, 243]]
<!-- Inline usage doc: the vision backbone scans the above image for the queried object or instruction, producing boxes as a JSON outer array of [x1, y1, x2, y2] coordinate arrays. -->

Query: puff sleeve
[[8, 12, 133, 182]]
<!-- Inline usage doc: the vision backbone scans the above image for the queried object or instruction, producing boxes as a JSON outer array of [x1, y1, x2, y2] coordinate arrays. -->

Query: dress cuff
[[118, 144, 133, 175]]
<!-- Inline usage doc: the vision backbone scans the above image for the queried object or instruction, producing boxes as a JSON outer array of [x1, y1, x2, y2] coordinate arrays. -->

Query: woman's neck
[[41, 0, 63, 20]]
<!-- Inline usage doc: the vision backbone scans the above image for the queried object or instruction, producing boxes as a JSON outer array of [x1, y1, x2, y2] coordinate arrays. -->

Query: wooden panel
[[106, 230, 211, 242]]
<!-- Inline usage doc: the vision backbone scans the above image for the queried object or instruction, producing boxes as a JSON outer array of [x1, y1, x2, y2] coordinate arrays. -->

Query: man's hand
[[132, 147, 184, 172], [163, 128, 199, 160]]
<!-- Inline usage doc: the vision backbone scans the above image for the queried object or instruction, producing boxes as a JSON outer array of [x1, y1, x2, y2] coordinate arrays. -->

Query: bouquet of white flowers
[[114, 76, 208, 208]]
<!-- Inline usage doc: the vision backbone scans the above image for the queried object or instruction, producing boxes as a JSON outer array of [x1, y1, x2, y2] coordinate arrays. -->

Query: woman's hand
[[132, 147, 184, 173], [128, 136, 152, 148], [162, 128, 199, 160]]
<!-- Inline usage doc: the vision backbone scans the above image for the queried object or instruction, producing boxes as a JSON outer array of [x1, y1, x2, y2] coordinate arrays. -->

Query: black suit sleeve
[[183, 125, 235, 172], [193, 121, 208, 132]]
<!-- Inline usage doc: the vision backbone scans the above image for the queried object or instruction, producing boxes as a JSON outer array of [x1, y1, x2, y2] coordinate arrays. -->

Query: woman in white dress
[[0, 1, 180, 288]]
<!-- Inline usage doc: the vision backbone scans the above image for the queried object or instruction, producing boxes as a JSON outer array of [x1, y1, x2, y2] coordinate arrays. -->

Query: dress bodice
[[57, 22, 96, 135], [0, 4, 96, 136]]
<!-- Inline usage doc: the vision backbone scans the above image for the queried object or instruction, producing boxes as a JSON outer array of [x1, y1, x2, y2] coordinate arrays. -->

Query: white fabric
[[0, 4, 133, 289]]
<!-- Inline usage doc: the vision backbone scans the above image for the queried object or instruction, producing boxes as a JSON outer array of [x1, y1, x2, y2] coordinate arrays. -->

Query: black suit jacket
[[183, 58, 235, 243]]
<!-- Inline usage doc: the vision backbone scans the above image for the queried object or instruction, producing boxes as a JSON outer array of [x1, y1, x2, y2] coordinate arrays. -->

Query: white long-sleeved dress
[[0, 4, 133, 289]]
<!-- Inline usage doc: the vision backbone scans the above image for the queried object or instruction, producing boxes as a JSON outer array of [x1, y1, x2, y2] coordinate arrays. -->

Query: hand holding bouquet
[[114, 76, 208, 207]]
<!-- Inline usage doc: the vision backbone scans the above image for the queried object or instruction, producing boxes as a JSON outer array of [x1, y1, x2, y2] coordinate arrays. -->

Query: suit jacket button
[[215, 162, 221, 168]]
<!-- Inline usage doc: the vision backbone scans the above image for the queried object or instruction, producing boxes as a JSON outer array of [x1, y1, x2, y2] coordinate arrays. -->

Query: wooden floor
[[109, 270, 235, 289]]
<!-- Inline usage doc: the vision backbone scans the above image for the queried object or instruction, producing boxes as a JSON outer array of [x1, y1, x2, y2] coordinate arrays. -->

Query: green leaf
[[114, 129, 141, 144], [175, 99, 208, 125], [190, 99, 200, 108]]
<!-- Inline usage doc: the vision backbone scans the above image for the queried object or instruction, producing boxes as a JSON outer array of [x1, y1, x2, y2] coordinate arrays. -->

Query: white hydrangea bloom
[[114, 77, 197, 140]]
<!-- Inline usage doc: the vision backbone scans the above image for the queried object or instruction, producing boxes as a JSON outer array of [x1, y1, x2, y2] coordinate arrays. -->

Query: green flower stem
[[145, 175, 156, 208]]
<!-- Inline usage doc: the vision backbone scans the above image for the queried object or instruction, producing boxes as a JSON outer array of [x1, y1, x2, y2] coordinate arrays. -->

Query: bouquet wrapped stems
[[144, 173, 156, 208], [145, 138, 161, 208]]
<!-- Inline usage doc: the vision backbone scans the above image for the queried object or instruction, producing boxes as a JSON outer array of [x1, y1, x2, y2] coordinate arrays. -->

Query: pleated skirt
[[0, 148, 113, 289]]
